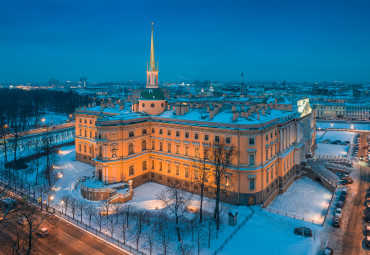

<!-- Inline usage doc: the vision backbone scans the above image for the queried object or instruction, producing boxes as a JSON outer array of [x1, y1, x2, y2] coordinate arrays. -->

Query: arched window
[[142, 140, 147, 151], [98, 146, 103, 157], [128, 143, 134, 155]]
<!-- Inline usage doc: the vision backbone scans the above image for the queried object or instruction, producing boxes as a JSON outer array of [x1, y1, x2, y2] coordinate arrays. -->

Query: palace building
[[74, 24, 316, 206]]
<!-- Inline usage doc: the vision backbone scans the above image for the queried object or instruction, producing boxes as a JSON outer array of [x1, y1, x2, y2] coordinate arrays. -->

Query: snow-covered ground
[[268, 177, 332, 224], [315, 131, 357, 157], [317, 121, 370, 131], [36, 112, 69, 126], [220, 209, 324, 255]]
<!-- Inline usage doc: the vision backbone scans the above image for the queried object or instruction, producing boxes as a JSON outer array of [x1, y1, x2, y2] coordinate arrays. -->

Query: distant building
[[80, 77, 87, 88]]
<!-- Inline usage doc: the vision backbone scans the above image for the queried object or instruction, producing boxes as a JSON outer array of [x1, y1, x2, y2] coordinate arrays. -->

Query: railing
[[108, 190, 133, 203], [80, 184, 116, 193], [213, 207, 255, 255], [322, 189, 336, 226], [0, 181, 145, 255], [264, 207, 323, 225]]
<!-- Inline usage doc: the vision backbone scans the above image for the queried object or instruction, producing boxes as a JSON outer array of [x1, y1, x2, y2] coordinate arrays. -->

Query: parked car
[[366, 226, 370, 236], [36, 227, 49, 238], [341, 190, 348, 197], [294, 227, 312, 237], [337, 201, 344, 209], [338, 195, 346, 202], [341, 179, 353, 185], [365, 207, 370, 215], [335, 208, 342, 218], [333, 217, 341, 228], [366, 236, 370, 248], [365, 213, 370, 223], [341, 176, 351, 180], [323, 247, 334, 255], [365, 200, 370, 208], [0, 198, 18, 213]]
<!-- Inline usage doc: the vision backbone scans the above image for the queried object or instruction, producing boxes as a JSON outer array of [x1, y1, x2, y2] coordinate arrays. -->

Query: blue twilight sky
[[0, 0, 370, 83]]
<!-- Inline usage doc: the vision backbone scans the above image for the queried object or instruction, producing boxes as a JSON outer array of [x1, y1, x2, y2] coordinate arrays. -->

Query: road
[[0, 199, 128, 255], [326, 132, 370, 255]]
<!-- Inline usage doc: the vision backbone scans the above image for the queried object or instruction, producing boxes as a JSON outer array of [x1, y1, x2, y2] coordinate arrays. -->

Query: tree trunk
[[176, 214, 181, 242], [200, 183, 204, 223]]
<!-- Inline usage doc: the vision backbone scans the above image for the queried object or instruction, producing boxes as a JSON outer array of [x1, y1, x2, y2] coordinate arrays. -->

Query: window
[[111, 147, 117, 157], [266, 149, 269, 160], [266, 170, 269, 183], [159, 162, 163, 171], [215, 136, 220, 142], [84, 130, 87, 137], [176, 165, 180, 175], [185, 167, 189, 178], [84, 119, 87, 124], [128, 143, 134, 155], [79, 118, 81, 123], [194, 170, 199, 180], [159, 129, 163, 135], [167, 143, 171, 153], [226, 137, 231, 144], [167, 130, 171, 136], [89, 146, 92, 154], [129, 166, 134, 175], [79, 144, 82, 152], [151, 160, 154, 169], [195, 147, 199, 157], [249, 154, 255, 166], [194, 133, 199, 140], [84, 145, 86, 153], [90, 120, 92, 124], [249, 178, 255, 190], [176, 131, 180, 137], [159, 142, 163, 151], [271, 168, 273, 179], [129, 131, 134, 137], [270, 132, 273, 138], [185, 146, 189, 156], [142, 129, 147, 134], [98, 146, 102, 157], [167, 164, 171, 174], [270, 146, 273, 157], [249, 138, 255, 145], [176, 144, 180, 154], [265, 134, 268, 141], [142, 161, 147, 171], [185, 132, 189, 139], [151, 128, 155, 133], [205, 134, 209, 141], [142, 140, 147, 151], [152, 141, 155, 150], [98, 133, 101, 139], [79, 129, 82, 136]]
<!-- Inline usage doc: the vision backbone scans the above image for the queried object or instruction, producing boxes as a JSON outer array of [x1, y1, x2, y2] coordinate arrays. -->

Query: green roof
[[140, 88, 165, 100]]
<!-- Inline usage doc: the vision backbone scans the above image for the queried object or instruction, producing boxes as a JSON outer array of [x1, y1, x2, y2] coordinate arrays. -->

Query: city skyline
[[1, 0, 370, 83]]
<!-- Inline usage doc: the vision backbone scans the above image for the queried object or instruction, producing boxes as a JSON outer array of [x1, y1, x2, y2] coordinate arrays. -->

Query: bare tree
[[84, 204, 96, 226], [31, 157, 44, 186], [76, 200, 86, 222], [159, 223, 172, 255], [106, 214, 117, 238], [41, 129, 56, 186], [207, 218, 216, 248], [209, 138, 237, 232], [122, 204, 134, 228], [192, 146, 210, 223], [69, 198, 77, 219], [61, 195, 71, 214], [143, 228, 156, 255], [195, 223, 206, 254], [0, 122, 9, 163], [134, 210, 145, 249], [100, 198, 111, 219], [94, 209, 104, 232], [157, 179, 192, 242]]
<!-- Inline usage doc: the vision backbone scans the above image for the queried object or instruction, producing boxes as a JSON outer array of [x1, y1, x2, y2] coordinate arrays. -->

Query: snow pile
[[268, 177, 332, 224]]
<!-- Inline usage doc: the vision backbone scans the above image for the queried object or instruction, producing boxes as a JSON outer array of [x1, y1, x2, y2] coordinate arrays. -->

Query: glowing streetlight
[[60, 201, 64, 205], [41, 118, 46, 123], [330, 123, 333, 127], [351, 125, 354, 129], [49, 195, 55, 201]]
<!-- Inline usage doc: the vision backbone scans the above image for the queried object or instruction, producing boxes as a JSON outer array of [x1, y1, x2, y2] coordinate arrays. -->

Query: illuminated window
[[195, 147, 199, 157], [142, 161, 147, 171]]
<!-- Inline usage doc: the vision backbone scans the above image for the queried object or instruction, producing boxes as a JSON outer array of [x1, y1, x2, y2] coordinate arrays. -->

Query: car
[[341, 179, 353, 185], [335, 208, 342, 218], [338, 195, 346, 202], [36, 227, 49, 238], [337, 201, 344, 208], [16, 216, 27, 226], [333, 217, 341, 228], [341, 176, 351, 180], [365, 192, 370, 199], [360, 156, 364, 161], [365, 200, 370, 208], [366, 236, 370, 248], [323, 247, 334, 255], [365, 207, 370, 215], [365, 213, 370, 223], [341, 190, 348, 196], [366, 226, 370, 236], [294, 227, 312, 237], [0, 198, 18, 213]]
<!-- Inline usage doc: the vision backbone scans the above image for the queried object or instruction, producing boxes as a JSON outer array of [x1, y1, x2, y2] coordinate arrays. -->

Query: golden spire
[[149, 22, 158, 71]]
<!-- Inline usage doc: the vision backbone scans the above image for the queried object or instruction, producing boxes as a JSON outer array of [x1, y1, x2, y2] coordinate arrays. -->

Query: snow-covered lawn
[[315, 131, 357, 157], [268, 177, 332, 224], [220, 209, 324, 255]]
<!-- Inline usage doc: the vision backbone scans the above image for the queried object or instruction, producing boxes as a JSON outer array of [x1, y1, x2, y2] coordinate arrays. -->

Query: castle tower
[[146, 22, 159, 89], [137, 23, 166, 115]]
